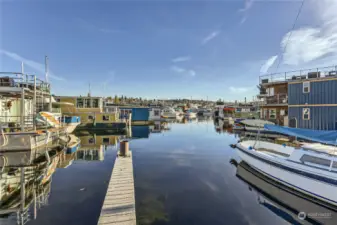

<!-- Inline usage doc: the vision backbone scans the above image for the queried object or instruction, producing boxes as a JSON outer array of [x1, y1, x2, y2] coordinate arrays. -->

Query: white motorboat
[[185, 111, 197, 118], [235, 140, 337, 206], [161, 107, 177, 119]]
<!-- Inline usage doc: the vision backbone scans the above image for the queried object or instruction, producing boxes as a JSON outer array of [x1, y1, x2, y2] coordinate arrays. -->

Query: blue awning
[[264, 125, 337, 145]]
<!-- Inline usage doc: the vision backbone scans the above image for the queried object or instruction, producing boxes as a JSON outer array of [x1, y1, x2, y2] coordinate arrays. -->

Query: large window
[[93, 99, 99, 108], [303, 108, 310, 120], [267, 87, 274, 96], [85, 99, 91, 108], [269, 109, 276, 119], [303, 81, 310, 93], [77, 98, 84, 108]]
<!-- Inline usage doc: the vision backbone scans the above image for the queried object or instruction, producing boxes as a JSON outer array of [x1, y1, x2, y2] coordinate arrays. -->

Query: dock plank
[[97, 152, 136, 225]]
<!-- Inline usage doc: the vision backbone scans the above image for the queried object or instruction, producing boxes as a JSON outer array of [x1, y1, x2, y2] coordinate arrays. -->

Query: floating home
[[259, 65, 337, 130], [120, 107, 151, 125], [0, 72, 68, 151], [54, 96, 127, 131]]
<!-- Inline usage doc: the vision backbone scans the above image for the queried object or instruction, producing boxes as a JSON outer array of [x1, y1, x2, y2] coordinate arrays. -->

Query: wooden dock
[[97, 151, 136, 225]]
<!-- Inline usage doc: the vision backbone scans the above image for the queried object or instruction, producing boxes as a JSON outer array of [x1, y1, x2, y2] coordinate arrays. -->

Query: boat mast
[[45, 55, 49, 83]]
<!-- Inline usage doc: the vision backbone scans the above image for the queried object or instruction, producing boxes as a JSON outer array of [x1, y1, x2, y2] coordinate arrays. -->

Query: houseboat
[[149, 107, 162, 121], [54, 95, 127, 132], [120, 107, 151, 125], [0, 71, 68, 151]]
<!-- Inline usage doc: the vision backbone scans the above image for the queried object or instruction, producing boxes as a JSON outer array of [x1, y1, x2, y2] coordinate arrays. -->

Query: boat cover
[[241, 119, 275, 127], [265, 125, 337, 145]]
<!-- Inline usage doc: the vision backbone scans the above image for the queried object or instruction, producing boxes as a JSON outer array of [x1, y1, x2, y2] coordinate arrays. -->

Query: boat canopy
[[241, 119, 275, 127], [265, 125, 337, 145]]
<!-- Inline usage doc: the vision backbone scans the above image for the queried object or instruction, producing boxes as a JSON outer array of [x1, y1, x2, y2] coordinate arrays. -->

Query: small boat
[[197, 108, 213, 116], [161, 107, 177, 119], [238, 119, 274, 132], [234, 160, 337, 224], [185, 109, 197, 118], [235, 139, 337, 206]]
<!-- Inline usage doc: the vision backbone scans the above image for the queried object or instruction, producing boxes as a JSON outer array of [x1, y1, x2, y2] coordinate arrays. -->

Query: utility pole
[[45, 56, 49, 83]]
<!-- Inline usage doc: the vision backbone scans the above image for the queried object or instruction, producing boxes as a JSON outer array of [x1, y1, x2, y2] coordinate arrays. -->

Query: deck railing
[[0, 72, 51, 93], [260, 93, 288, 105], [259, 65, 337, 84]]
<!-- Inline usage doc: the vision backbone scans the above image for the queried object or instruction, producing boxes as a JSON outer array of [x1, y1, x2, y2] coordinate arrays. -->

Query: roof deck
[[0, 72, 51, 95], [259, 65, 337, 86]]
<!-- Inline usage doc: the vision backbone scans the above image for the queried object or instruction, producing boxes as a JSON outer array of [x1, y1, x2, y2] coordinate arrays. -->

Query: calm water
[[1, 118, 336, 225]]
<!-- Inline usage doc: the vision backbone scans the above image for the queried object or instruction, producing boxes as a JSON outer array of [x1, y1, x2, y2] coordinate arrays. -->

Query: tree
[[114, 95, 119, 104]]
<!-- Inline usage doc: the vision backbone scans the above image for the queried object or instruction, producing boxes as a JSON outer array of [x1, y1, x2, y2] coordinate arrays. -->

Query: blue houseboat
[[288, 67, 337, 130], [120, 107, 150, 125]]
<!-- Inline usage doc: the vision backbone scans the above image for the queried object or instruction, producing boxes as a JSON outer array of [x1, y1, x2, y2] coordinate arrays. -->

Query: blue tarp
[[264, 125, 337, 145]]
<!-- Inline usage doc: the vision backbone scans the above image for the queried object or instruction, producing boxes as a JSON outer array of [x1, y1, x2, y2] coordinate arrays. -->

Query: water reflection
[[213, 118, 233, 134], [0, 145, 65, 225], [232, 160, 337, 225]]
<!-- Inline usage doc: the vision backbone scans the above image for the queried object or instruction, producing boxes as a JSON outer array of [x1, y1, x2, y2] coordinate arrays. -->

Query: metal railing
[[265, 93, 288, 105], [0, 72, 51, 93], [259, 65, 337, 84]]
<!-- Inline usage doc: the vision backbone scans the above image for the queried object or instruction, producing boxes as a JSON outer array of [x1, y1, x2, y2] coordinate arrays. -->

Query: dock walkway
[[97, 151, 136, 225]]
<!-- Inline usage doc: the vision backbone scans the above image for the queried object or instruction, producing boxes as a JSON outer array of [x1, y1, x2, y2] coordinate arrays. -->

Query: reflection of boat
[[234, 161, 337, 225], [235, 140, 337, 206], [197, 108, 213, 116], [66, 134, 81, 154], [0, 146, 64, 224]]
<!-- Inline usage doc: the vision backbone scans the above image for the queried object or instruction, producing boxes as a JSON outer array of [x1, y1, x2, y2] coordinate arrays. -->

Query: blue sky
[[1, 0, 337, 101]]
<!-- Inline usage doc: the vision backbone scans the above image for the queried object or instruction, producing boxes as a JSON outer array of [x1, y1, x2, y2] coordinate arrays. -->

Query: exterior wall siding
[[288, 106, 337, 130], [288, 80, 337, 105], [120, 108, 149, 121]]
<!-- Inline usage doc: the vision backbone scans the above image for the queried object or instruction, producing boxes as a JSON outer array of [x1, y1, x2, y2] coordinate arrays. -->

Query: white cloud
[[229, 86, 254, 94], [260, 55, 278, 74], [170, 66, 196, 77], [0, 49, 64, 81], [238, 0, 254, 13], [238, 0, 254, 24], [188, 70, 196, 77], [170, 65, 186, 73], [202, 31, 220, 45], [172, 56, 190, 63], [281, 0, 337, 66]]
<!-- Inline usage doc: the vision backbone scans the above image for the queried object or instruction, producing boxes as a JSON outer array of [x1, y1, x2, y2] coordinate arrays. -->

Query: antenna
[[45, 56, 49, 82]]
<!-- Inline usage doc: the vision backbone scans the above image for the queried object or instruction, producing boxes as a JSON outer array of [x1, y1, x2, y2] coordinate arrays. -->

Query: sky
[[0, 0, 337, 101]]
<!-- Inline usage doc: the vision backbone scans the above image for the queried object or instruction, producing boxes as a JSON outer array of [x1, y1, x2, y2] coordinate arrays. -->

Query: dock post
[[20, 168, 25, 213]]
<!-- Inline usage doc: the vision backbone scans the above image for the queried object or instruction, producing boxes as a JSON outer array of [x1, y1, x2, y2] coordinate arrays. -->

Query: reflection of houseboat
[[75, 131, 122, 161], [54, 96, 127, 131], [235, 161, 337, 224], [0, 146, 63, 224]]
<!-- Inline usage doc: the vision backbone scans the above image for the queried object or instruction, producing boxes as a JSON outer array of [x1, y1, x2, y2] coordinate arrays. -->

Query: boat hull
[[236, 144, 337, 206]]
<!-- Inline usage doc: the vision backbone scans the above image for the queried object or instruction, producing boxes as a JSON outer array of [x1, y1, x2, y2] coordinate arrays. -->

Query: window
[[267, 87, 274, 96], [280, 109, 285, 116], [103, 115, 110, 121], [92, 99, 99, 108], [300, 154, 337, 169], [303, 81, 310, 93], [84, 99, 91, 108], [88, 115, 94, 120], [303, 108, 310, 120], [102, 138, 109, 144], [269, 109, 276, 119], [89, 138, 95, 144], [77, 98, 84, 108], [154, 110, 160, 116]]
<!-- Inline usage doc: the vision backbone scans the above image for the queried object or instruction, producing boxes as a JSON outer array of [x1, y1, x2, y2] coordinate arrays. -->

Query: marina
[[2, 1, 337, 224]]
